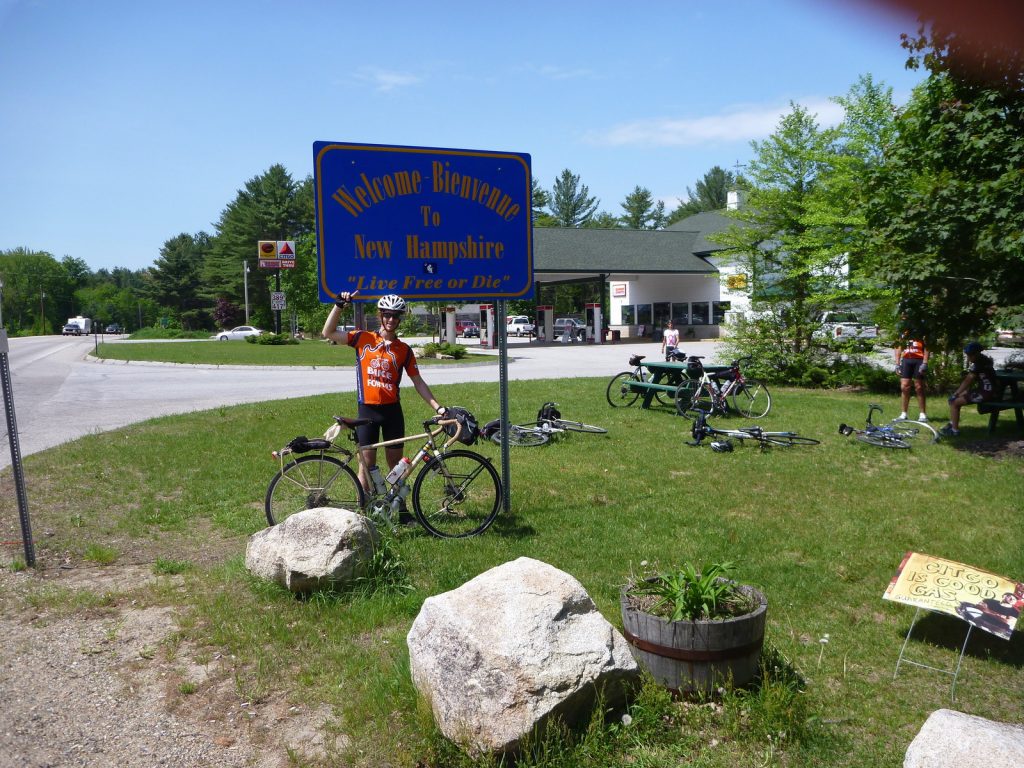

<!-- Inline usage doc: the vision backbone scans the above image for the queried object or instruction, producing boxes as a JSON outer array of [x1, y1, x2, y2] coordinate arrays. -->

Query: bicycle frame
[[274, 416, 462, 513]]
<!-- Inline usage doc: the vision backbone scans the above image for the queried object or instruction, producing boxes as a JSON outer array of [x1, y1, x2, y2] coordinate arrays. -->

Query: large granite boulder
[[245, 507, 378, 593], [904, 709, 1024, 768], [407, 557, 639, 756]]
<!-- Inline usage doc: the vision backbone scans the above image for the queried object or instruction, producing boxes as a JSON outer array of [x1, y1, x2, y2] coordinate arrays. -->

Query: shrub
[[419, 342, 466, 359], [247, 333, 298, 346]]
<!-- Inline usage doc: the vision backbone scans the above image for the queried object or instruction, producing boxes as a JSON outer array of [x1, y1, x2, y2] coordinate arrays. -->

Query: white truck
[[815, 311, 877, 346], [62, 316, 92, 336]]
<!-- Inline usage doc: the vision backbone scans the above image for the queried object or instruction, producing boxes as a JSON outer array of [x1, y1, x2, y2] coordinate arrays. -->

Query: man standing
[[895, 323, 929, 422]]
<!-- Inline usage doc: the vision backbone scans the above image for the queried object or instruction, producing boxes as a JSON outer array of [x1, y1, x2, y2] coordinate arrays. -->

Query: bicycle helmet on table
[[377, 294, 407, 313]]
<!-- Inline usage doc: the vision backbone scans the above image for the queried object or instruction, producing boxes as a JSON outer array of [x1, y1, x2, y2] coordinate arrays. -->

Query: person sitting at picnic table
[[940, 341, 999, 437]]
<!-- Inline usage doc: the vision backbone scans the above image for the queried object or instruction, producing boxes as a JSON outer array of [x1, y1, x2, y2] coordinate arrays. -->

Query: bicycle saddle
[[333, 415, 373, 430]]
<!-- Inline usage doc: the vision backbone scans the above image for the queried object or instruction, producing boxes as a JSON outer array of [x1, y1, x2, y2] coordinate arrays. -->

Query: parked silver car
[[213, 325, 262, 341]]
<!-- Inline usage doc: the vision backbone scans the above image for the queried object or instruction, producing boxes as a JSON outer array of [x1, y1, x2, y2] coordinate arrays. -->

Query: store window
[[635, 303, 652, 326], [621, 305, 635, 325], [653, 302, 671, 332], [691, 301, 710, 325], [672, 303, 689, 326], [712, 301, 731, 324]]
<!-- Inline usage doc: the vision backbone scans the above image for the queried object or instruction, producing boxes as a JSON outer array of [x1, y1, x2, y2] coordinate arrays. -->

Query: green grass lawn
[[93, 337, 493, 366], [2, 379, 1021, 767]]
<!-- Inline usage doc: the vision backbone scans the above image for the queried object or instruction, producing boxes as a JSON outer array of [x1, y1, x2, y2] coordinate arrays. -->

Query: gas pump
[[479, 304, 496, 348], [442, 306, 457, 342], [585, 303, 603, 344], [536, 305, 552, 342]]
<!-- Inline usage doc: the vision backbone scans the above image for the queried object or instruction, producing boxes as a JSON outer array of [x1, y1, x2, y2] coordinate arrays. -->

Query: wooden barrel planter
[[619, 584, 767, 695]]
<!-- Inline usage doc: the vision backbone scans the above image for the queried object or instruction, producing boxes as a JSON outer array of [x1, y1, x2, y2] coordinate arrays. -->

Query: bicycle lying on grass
[[686, 408, 819, 450], [265, 408, 501, 538], [838, 404, 939, 449], [481, 402, 607, 447], [606, 351, 688, 408], [675, 356, 772, 420]]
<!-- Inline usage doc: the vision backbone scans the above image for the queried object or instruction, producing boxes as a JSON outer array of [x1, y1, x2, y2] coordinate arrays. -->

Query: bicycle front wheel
[[265, 455, 365, 526], [491, 425, 550, 447], [856, 432, 910, 449], [730, 378, 772, 418], [606, 371, 641, 407], [412, 450, 501, 538], [550, 419, 607, 434]]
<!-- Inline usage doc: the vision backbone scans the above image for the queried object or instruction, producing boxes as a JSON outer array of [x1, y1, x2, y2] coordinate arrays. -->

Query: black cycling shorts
[[356, 402, 405, 447], [899, 358, 926, 379]]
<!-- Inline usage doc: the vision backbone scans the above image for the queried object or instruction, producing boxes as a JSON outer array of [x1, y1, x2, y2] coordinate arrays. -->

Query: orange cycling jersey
[[348, 331, 420, 405], [900, 338, 926, 359]]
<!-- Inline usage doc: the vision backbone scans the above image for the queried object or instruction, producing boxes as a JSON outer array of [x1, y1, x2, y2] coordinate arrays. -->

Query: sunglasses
[[379, 311, 404, 320]]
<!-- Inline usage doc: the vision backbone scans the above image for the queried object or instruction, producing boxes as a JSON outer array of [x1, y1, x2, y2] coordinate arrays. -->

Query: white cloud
[[528, 64, 594, 81], [355, 67, 423, 92], [588, 98, 846, 147]]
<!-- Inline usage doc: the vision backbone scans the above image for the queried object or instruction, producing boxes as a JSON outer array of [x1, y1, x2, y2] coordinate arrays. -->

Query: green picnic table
[[631, 359, 730, 409]]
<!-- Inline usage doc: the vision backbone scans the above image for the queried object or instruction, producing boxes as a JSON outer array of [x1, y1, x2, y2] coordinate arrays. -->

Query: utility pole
[[39, 290, 46, 335], [0, 277, 5, 329], [243, 261, 251, 323]]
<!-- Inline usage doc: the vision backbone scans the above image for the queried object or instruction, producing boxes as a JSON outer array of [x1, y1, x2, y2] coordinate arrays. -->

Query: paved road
[[1, 334, 728, 468]]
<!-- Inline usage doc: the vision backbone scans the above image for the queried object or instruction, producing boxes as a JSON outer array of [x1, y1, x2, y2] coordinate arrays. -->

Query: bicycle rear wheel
[[730, 378, 772, 418], [412, 450, 501, 538], [606, 371, 641, 407], [892, 420, 939, 443], [856, 432, 910, 449], [490, 425, 550, 447], [264, 454, 365, 526], [549, 419, 607, 434], [676, 380, 714, 419], [762, 433, 820, 447]]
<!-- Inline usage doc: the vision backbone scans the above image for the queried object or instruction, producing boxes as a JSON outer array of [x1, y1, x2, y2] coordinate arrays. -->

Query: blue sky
[[0, 0, 924, 272]]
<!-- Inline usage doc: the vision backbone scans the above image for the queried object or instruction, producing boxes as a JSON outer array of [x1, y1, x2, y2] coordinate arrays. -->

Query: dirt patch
[[955, 437, 1024, 460], [0, 564, 343, 767]]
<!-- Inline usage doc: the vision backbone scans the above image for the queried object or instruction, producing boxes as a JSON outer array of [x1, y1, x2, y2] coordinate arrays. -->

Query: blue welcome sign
[[313, 141, 533, 303]]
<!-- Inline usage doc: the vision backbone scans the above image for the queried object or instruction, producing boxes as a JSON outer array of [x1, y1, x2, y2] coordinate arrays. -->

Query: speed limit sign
[[270, 291, 286, 310]]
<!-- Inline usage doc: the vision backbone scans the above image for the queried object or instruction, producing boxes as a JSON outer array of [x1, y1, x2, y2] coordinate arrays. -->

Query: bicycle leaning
[[265, 407, 501, 539], [675, 355, 772, 420], [838, 404, 939, 449], [606, 350, 688, 408], [687, 408, 819, 450], [481, 402, 607, 447]]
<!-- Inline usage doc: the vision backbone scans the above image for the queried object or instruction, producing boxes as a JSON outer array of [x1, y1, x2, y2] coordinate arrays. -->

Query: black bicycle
[[606, 350, 689, 408], [687, 408, 819, 449]]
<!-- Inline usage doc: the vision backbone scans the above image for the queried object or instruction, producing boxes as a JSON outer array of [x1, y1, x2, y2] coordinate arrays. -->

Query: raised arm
[[321, 291, 358, 344]]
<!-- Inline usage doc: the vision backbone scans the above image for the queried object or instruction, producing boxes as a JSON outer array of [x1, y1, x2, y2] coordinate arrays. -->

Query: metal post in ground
[[0, 330, 35, 567]]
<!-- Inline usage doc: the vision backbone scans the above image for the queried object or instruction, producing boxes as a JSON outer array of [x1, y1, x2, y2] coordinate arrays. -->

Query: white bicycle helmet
[[377, 294, 407, 313]]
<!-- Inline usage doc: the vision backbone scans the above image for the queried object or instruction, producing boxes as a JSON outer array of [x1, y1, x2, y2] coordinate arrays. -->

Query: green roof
[[666, 210, 750, 255], [533, 227, 715, 274]]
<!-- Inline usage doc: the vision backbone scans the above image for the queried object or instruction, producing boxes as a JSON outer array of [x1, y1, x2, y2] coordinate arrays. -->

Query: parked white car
[[213, 326, 263, 341], [506, 316, 535, 337]]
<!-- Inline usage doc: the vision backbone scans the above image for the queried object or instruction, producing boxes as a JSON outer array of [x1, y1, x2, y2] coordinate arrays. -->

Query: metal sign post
[[313, 141, 533, 520], [0, 330, 35, 567]]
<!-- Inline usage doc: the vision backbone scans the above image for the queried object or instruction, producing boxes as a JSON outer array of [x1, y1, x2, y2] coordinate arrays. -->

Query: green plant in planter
[[627, 561, 755, 621]]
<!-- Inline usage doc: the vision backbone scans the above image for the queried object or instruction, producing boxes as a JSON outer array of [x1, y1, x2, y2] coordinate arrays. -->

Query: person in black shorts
[[940, 341, 999, 437], [895, 319, 929, 421]]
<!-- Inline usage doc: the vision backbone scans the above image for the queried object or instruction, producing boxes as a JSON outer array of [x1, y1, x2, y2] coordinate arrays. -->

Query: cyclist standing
[[895, 317, 929, 422], [322, 292, 447, 503]]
